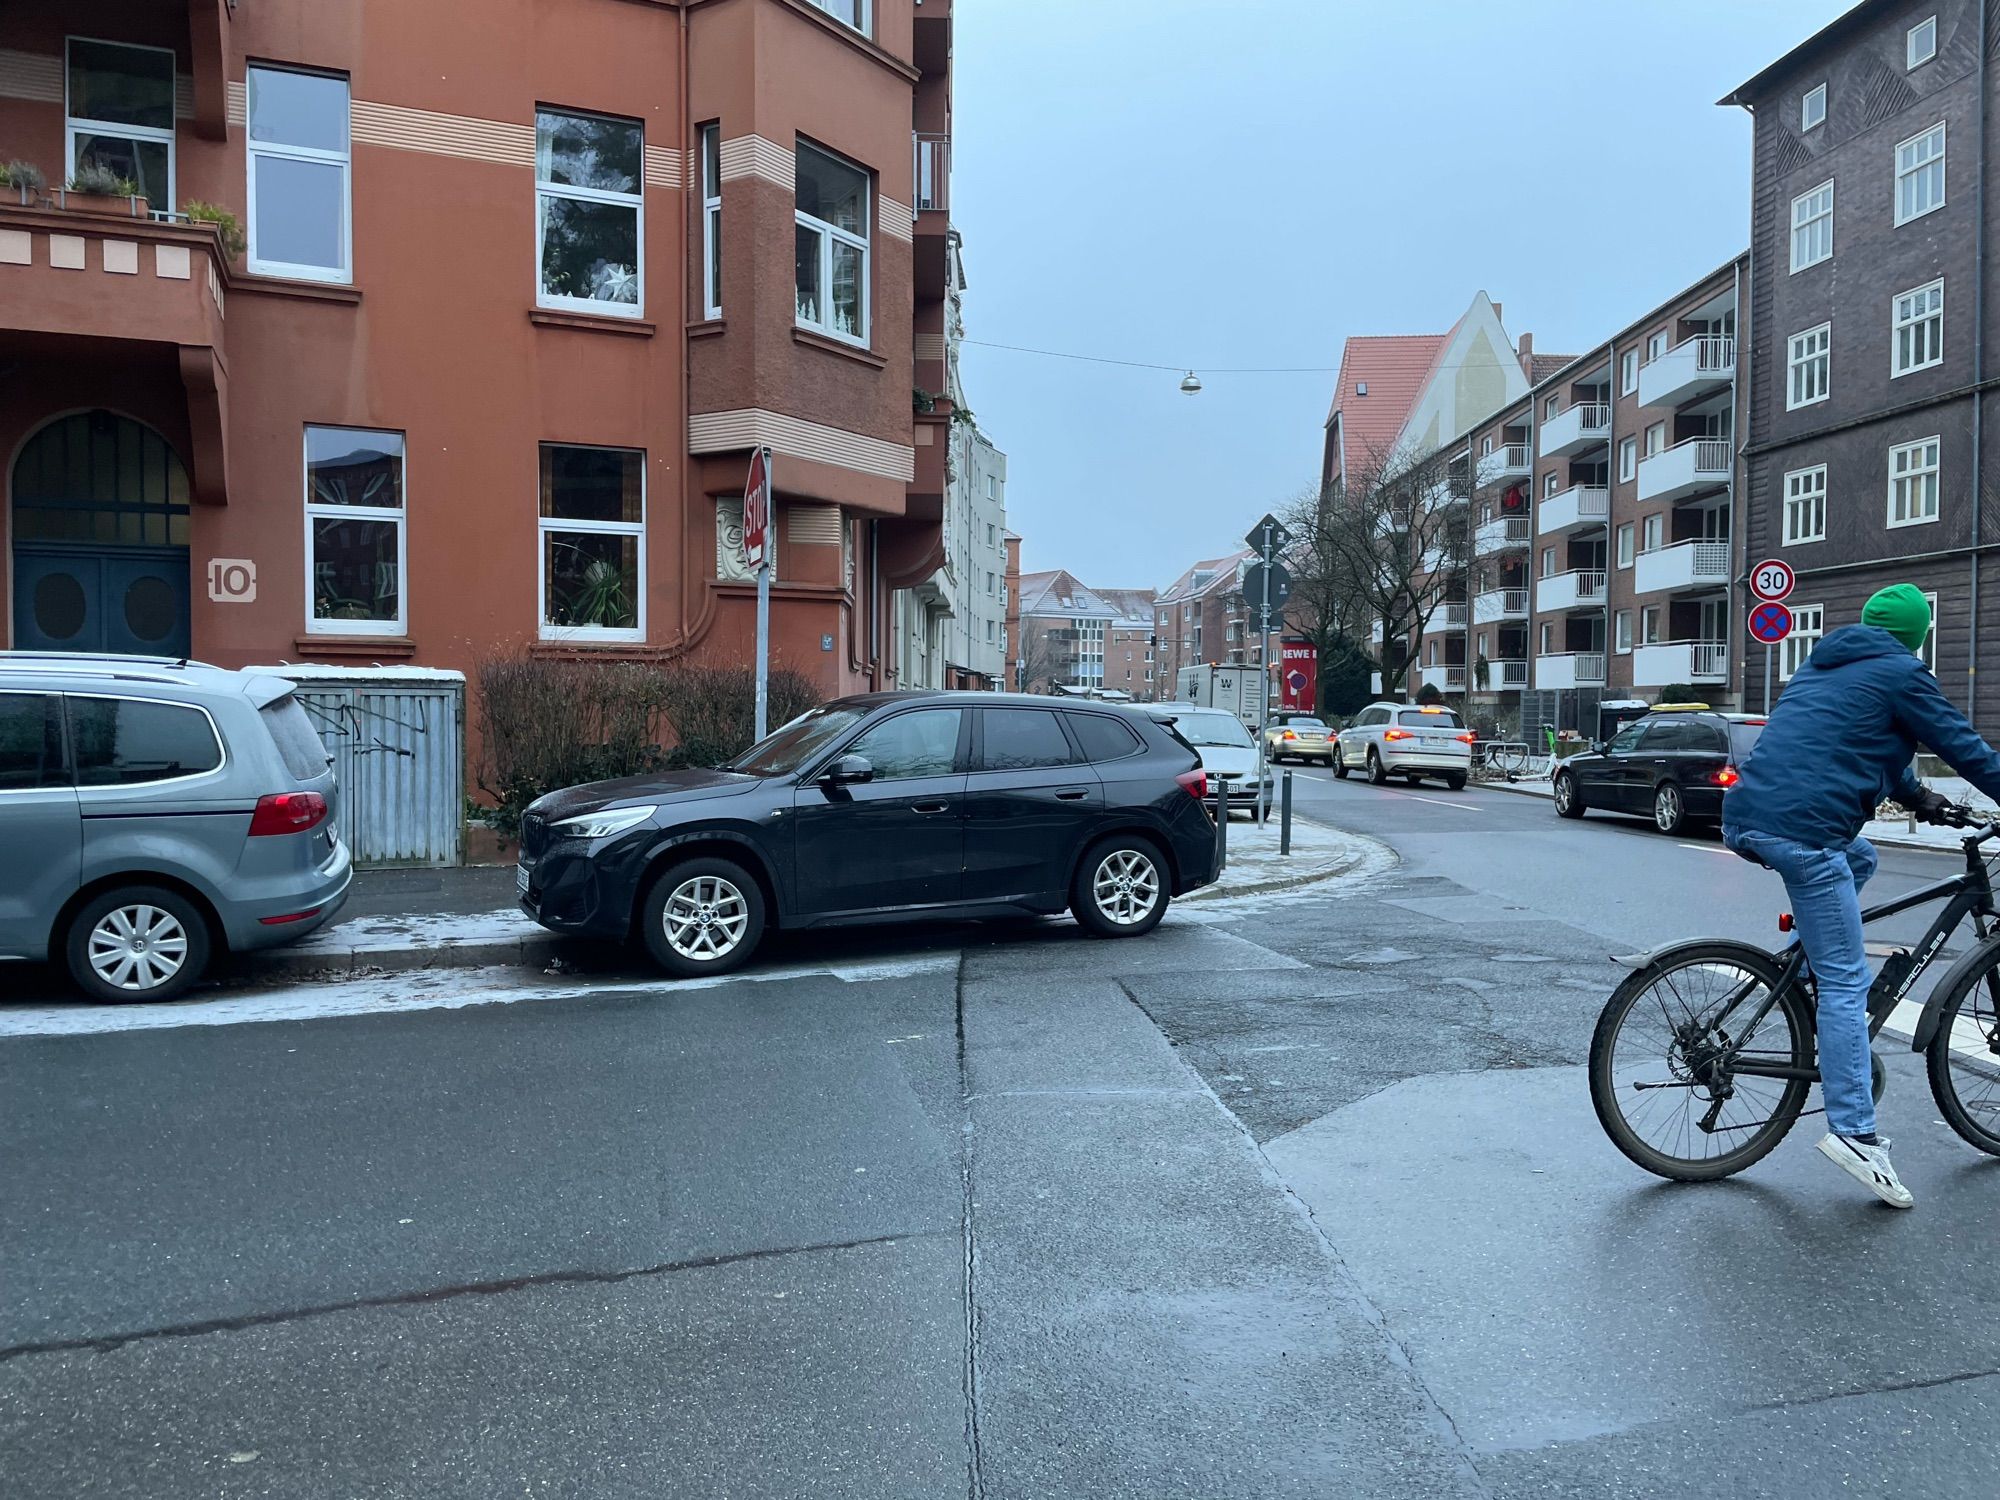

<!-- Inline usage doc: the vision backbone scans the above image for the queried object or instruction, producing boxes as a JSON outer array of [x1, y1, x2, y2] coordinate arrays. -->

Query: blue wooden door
[[11, 545, 190, 657]]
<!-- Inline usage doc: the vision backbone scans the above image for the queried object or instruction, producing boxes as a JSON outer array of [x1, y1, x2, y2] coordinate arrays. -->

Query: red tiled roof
[[1327, 333, 1448, 476]]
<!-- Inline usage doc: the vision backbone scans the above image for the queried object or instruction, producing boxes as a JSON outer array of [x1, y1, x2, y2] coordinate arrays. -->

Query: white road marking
[[1385, 790, 1482, 812], [0, 953, 961, 1038], [1677, 843, 1732, 855]]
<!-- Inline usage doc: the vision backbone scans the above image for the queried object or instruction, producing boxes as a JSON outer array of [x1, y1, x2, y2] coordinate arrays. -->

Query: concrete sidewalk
[[252, 814, 1378, 980]]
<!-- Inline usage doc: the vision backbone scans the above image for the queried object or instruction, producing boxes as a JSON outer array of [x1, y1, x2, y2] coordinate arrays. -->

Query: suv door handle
[[910, 801, 951, 814], [1054, 789, 1088, 800]]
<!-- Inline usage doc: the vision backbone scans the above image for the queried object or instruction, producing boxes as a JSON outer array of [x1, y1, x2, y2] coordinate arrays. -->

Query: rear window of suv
[[1396, 709, 1463, 728], [68, 696, 223, 786], [1071, 713, 1143, 762], [261, 696, 331, 781]]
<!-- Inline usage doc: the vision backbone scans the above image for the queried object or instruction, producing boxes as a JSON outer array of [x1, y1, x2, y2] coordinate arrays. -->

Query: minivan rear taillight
[[249, 791, 328, 837], [1176, 769, 1208, 801]]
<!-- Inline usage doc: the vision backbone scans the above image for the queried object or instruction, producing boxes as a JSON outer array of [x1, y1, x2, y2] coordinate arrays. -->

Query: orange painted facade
[[0, 0, 951, 697]]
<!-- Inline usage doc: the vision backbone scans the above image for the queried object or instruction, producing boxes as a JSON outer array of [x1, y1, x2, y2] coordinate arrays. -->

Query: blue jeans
[[1723, 828, 1880, 1137]]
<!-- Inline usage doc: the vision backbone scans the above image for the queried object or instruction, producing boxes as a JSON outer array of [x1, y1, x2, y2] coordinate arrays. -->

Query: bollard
[[1212, 771, 1228, 873], [1281, 769, 1293, 856]]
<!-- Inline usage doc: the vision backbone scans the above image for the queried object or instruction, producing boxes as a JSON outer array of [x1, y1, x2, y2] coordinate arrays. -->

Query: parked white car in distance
[[1141, 703, 1273, 810], [1335, 702, 1474, 790]]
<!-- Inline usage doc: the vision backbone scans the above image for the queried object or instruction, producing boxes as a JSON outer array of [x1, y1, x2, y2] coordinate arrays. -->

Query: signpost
[[745, 446, 773, 741], [1245, 514, 1293, 824], [1748, 558, 1795, 713]]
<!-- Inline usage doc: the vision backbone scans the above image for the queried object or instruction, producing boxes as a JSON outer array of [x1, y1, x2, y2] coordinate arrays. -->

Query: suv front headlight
[[551, 804, 657, 840]]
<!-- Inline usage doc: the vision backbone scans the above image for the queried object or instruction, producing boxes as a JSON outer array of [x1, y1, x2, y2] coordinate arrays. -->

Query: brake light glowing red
[[1383, 729, 1413, 741], [248, 791, 328, 837], [1710, 766, 1740, 788], [1282, 730, 1297, 740], [1175, 769, 1208, 801], [1455, 732, 1477, 744]]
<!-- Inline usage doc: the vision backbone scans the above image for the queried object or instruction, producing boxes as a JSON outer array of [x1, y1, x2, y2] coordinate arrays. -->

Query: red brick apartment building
[[0, 0, 952, 698]]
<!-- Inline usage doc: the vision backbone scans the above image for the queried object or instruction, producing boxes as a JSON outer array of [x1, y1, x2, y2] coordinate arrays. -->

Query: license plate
[[1426, 735, 1453, 747], [516, 863, 531, 896]]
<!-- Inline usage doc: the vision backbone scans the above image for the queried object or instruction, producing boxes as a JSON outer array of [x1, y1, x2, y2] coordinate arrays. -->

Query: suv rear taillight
[[1455, 732, 1477, 744], [1383, 728, 1413, 741], [249, 790, 329, 837], [1176, 769, 1208, 801]]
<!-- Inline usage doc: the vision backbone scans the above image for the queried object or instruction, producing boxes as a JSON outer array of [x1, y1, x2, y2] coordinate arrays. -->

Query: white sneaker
[[1816, 1132, 1914, 1209]]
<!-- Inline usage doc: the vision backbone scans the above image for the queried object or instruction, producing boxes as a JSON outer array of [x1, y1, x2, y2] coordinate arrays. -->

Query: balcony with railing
[[1474, 514, 1531, 556], [1421, 664, 1467, 693], [1537, 484, 1609, 536], [1535, 652, 1607, 689], [1637, 436, 1732, 504], [1475, 443, 1533, 489], [1435, 601, 1468, 631], [1490, 659, 1530, 690], [914, 133, 950, 214], [1539, 402, 1612, 458], [1536, 569, 1607, 613], [1634, 538, 1730, 595], [1633, 639, 1729, 686], [1473, 587, 1530, 624], [1638, 336, 1735, 409]]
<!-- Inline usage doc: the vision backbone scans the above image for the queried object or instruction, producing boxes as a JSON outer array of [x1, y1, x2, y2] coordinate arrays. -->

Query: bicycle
[[1589, 803, 2000, 1180]]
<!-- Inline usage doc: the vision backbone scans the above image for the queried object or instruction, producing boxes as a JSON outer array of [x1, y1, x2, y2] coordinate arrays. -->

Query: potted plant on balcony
[[1473, 654, 1491, 693], [62, 162, 146, 219], [181, 200, 245, 260], [1, 160, 47, 207]]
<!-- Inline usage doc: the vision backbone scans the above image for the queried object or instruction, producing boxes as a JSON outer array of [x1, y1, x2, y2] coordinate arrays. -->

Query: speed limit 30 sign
[[1751, 558, 1796, 602]]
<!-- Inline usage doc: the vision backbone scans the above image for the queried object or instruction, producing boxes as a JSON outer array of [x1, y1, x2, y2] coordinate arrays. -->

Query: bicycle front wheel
[[1924, 937, 2000, 1156], [1589, 943, 1814, 1181]]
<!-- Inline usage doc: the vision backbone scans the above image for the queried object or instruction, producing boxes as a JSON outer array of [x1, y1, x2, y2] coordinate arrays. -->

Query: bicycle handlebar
[[1932, 802, 2000, 841]]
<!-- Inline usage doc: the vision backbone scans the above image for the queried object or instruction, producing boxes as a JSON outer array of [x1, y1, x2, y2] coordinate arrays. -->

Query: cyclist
[[1724, 583, 2000, 1208]]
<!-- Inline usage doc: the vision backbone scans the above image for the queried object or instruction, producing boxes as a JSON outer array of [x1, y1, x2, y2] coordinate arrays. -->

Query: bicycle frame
[[1717, 831, 1999, 1085]]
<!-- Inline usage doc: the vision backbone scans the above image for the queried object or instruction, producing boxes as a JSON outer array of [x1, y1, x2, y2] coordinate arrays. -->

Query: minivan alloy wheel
[[661, 873, 750, 960], [87, 903, 190, 992], [1092, 849, 1161, 926]]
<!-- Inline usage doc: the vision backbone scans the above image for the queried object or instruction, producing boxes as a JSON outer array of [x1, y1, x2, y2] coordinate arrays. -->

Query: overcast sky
[[952, 0, 1856, 588]]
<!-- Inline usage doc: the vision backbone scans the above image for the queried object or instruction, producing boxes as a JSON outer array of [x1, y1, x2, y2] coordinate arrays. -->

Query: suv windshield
[[1174, 711, 1254, 748], [727, 705, 869, 777]]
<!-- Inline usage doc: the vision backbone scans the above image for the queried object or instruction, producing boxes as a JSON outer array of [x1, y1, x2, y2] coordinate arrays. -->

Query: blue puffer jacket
[[1725, 624, 2000, 849]]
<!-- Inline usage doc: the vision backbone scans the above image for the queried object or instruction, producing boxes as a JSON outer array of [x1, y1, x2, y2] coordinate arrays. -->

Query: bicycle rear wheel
[[1924, 938, 2000, 1156], [1589, 944, 1814, 1181]]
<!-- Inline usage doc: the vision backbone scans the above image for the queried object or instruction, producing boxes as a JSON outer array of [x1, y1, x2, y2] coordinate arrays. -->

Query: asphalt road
[[4, 784, 1998, 1498]]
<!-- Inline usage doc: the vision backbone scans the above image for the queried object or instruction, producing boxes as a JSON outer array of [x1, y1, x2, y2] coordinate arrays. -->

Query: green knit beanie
[[1861, 583, 1932, 653]]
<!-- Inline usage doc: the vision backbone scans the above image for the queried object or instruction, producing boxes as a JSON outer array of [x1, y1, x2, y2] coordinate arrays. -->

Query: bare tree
[[1290, 441, 1469, 699], [1015, 622, 1073, 695]]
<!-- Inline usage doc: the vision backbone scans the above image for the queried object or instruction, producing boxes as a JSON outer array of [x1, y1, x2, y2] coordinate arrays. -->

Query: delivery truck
[[1174, 663, 1267, 732]]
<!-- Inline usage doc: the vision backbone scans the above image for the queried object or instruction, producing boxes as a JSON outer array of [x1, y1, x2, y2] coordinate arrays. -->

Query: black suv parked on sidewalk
[[1552, 703, 1767, 835], [518, 692, 1219, 976]]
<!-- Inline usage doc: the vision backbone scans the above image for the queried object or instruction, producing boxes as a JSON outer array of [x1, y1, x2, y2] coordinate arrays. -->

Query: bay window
[[536, 109, 644, 316], [540, 445, 645, 640], [795, 142, 870, 345]]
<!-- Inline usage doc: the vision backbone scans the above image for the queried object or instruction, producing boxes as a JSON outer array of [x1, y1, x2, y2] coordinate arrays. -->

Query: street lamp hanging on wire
[[1179, 371, 1203, 394]]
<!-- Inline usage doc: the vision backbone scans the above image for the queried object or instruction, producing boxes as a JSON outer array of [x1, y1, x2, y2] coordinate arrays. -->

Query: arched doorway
[[10, 411, 192, 656]]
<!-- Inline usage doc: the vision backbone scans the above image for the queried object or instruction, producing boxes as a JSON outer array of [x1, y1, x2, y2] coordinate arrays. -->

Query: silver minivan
[[0, 654, 352, 1002]]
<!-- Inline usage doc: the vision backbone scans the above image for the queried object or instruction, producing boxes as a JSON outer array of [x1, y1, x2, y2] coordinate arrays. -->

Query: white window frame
[[1618, 437, 1636, 484], [1544, 395, 1560, 419], [1543, 471, 1558, 498], [246, 65, 352, 284], [1791, 180, 1834, 272], [1782, 604, 1824, 679], [1615, 522, 1635, 568], [700, 122, 722, 320], [1782, 464, 1827, 545], [64, 37, 176, 209], [535, 108, 645, 320], [1802, 82, 1827, 132], [1640, 605, 1663, 646], [1920, 590, 1940, 671], [1644, 421, 1666, 458], [1646, 329, 1668, 363], [1620, 349, 1638, 395], [1641, 514, 1664, 554], [1787, 323, 1832, 410], [538, 443, 647, 643], [1614, 610, 1633, 654], [1887, 435, 1942, 528], [1908, 15, 1938, 69], [303, 426, 407, 638], [794, 140, 872, 347], [806, 0, 873, 35], [1895, 122, 1946, 227], [1892, 278, 1944, 378]]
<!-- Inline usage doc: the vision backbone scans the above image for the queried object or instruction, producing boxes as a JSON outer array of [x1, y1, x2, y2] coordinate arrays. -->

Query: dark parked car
[[1552, 704, 1766, 835], [518, 692, 1219, 977]]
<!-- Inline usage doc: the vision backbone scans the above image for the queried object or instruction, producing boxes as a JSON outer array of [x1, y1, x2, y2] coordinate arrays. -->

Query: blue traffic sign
[[1748, 600, 1793, 645]]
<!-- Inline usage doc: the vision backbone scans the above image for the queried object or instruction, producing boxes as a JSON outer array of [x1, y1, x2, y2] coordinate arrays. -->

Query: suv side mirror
[[822, 754, 874, 787]]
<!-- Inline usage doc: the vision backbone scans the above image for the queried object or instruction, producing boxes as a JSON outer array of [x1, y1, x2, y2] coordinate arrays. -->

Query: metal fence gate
[[269, 665, 466, 867]]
